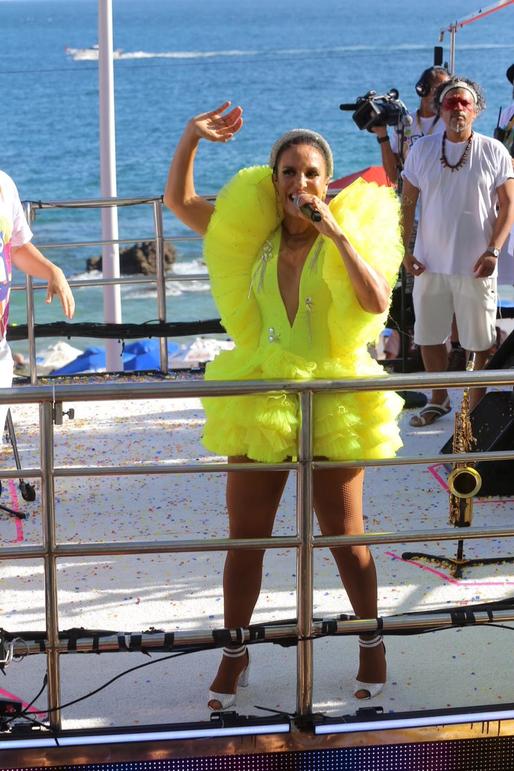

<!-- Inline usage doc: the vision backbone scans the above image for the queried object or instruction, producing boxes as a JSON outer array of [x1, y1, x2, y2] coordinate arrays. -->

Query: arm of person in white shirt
[[371, 126, 402, 185], [11, 242, 75, 318], [400, 178, 424, 276], [473, 179, 514, 277]]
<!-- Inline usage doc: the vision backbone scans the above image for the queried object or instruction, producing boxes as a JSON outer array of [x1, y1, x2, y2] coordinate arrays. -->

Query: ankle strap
[[223, 644, 247, 658], [358, 634, 383, 649]]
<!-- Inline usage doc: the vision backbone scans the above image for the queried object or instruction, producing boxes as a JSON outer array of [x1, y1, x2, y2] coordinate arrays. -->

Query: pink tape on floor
[[386, 550, 514, 586], [0, 685, 46, 717], [7, 479, 24, 542]]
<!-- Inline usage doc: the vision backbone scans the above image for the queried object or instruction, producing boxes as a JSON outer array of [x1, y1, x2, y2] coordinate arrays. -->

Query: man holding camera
[[373, 66, 450, 186], [495, 64, 514, 159], [401, 76, 514, 426]]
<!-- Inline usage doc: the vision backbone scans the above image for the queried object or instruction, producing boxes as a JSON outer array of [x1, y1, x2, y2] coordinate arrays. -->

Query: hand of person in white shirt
[[403, 253, 425, 276], [473, 251, 497, 278]]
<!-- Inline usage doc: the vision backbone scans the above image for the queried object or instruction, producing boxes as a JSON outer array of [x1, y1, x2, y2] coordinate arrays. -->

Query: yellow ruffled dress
[[202, 166, 404, 463]]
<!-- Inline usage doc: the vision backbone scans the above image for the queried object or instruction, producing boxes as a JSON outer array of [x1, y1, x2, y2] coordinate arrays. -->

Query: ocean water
[[2, 0, 513, 353]]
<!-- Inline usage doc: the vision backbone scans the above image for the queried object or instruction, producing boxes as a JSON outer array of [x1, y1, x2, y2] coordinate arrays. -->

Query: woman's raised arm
[[164, 101, 243, 236]]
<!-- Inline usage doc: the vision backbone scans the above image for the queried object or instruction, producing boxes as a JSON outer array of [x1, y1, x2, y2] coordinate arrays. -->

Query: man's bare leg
[[420, 343, 450, 405]]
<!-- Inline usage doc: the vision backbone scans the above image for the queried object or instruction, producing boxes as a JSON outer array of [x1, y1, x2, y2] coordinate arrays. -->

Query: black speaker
[[486, 327, 514, 369], [441, 390, 514, 496]]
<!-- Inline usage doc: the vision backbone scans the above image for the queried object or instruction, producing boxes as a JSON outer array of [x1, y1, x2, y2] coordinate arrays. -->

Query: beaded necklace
[[440, 131, 473, 172]]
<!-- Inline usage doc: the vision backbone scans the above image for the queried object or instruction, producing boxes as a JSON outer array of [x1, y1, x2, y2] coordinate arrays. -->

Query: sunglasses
[[441, 95, 475, 111]]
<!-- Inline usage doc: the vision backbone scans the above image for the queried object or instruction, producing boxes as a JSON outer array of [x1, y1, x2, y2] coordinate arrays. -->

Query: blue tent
[[51, 340, 182, 375], [51, 346, 109, 375], [123, 339, 181, 371]]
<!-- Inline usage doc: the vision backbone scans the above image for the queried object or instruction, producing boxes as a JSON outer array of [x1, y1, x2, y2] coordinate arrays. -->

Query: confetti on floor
[[1, 379, 513, 728]]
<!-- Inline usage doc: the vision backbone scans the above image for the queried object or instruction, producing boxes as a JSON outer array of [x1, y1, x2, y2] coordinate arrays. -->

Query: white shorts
[[413, 272, 497, 352], [0, 340, 13, 441]]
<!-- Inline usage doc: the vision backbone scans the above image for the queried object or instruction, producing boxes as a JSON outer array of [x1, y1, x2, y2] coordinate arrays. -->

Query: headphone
[[507, 64, 514, 85], [415, 66, 449, 97]]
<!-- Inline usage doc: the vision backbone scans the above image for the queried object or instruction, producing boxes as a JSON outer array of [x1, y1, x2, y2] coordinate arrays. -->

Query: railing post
[[23, 203, 38, 385], [296, 389, 314, 716], [153, 200, 168, 374], [40, 401, 61, 729]]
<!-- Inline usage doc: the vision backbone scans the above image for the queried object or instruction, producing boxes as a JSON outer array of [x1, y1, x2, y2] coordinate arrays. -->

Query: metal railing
[[16, 195, 207, 384], [5, 194, 514, 738], [2, 367, 514, 731]]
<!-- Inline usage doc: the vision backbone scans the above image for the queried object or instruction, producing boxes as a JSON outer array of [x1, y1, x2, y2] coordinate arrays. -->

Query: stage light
[[0, 714, 290, 750], [313, 703, 514, 735]]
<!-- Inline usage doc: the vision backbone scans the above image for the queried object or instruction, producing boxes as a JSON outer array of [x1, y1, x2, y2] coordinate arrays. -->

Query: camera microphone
[[292, 195, 322, 222]]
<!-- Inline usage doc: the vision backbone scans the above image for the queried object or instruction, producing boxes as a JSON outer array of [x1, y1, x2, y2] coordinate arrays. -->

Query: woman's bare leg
[[313, 467, 385, 692], [209, 457, 289, 706]]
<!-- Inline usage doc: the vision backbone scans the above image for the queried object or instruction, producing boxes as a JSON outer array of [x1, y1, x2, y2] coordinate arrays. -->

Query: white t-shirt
[[390, 112, 445, 155], [0, 170, 32, 339], [402, 132, 514, 276]]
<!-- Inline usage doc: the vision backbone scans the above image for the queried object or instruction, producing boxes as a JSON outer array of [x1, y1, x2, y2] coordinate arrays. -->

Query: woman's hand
[[293, 194, 392, 314], [189, 101, 243, 143], [291, 193, 341, 240]]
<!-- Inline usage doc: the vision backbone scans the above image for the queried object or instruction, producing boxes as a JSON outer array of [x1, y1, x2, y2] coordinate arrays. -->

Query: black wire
[[15, 711, 55, 737], [1, 621, 512, 726], [42, 647, 205, 716], [18, 674, 48, 721]]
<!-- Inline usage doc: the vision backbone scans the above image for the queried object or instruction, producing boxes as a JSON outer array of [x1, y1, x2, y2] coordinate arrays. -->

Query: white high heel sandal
[[208, 645, 250, 711], [353, 634, 386, 699]]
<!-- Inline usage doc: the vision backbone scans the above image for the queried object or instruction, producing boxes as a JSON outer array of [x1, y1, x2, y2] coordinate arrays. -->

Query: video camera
[[340, 89, 410, 132]]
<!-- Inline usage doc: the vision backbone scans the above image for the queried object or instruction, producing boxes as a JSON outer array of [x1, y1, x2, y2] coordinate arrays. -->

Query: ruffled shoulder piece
[[203, 166, 279, 348], [324, 178, 403, 350]]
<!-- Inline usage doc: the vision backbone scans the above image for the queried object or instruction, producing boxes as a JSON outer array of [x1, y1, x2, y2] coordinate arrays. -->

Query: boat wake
[[65, 42, 514, 62]]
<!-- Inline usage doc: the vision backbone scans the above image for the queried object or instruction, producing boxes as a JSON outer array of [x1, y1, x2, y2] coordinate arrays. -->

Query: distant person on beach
[[164, 102, 404, 709], [372, 66, 450, 186], [401, 76, 514, 426], [0, 170, 75, 430]]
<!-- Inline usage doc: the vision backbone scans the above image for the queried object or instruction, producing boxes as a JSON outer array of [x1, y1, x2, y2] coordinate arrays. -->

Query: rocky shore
[[86, 240, 177, 274]]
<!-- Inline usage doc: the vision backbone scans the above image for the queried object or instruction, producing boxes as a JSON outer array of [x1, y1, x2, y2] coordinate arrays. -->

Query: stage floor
[[1, 377, 513, 730]]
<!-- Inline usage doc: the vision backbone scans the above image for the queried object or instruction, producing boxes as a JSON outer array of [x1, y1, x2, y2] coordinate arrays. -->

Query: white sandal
[[353, 634, 386, 700], [409, 396, 451, 427], [208, 645, 250, 711]]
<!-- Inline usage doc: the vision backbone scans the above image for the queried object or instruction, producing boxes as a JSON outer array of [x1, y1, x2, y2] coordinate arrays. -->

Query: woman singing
[[164, 102, 403, 710]]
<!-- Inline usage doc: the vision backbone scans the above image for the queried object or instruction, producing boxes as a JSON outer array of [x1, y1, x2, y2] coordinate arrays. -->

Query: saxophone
[[447, 353, 482, 526]]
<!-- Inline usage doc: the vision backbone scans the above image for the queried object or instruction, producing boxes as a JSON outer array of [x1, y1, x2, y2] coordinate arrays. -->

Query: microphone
[[292, 195, 322, 222]]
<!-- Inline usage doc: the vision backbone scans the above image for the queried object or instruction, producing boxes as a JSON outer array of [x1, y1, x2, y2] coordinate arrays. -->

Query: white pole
[[98, 0, 123, 372]]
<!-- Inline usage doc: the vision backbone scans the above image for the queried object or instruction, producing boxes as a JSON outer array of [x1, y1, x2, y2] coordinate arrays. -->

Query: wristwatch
[[486, 246, 500, 257], [376, 135, 390, 145]]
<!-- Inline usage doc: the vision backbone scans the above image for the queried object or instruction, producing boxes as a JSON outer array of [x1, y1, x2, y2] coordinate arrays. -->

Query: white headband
[[439, 81, 478, 105], [269, 129, 334, 177]]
